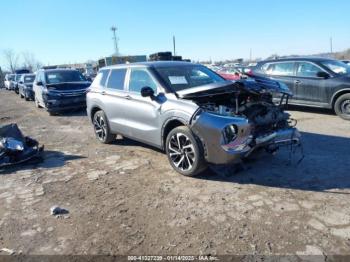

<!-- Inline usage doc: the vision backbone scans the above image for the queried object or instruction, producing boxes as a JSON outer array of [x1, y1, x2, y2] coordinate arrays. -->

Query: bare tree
[[22, 52, 43, 72], [3, 49, 19, 73]]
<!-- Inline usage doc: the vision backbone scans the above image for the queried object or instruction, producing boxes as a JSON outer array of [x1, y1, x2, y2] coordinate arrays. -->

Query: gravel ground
[[0, 89, 349, 257]]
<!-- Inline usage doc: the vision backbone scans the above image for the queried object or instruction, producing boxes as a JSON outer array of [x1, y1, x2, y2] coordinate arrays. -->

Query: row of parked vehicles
[[4, 68, 91, 115], [2, 57, 349, 176]]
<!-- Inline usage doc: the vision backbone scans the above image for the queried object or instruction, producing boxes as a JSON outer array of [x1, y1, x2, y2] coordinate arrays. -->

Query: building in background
[[98, 55, 147, 68]]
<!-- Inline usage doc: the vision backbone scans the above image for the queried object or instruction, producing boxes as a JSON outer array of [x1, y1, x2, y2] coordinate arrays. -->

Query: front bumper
[[43, 93, 86, 112], [191, 111, 301, 165], [24, 89, 34, 99]]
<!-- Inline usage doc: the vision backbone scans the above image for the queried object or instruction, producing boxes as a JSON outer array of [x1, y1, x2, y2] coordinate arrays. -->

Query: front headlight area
[[222, 124, 238, 144], [221, 124, 252, 152]]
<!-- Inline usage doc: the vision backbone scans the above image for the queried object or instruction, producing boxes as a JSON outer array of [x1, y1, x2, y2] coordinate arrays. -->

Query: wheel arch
[[331, 88, 350, 108], [90, 106, 102, 122], [161, 118, 188, 150]]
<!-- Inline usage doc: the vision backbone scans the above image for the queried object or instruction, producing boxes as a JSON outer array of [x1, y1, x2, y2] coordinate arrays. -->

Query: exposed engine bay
[[186, 79, 296, 137], [179, 77, 303, 164]]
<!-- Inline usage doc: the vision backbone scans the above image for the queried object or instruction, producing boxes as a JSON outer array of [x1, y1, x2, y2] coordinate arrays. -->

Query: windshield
[[154, 65, 225, 91], [15, 75, 22, 81], [321, 60, 350, 75], [45, 70, 86, 84], [24, 75, 35, 83]]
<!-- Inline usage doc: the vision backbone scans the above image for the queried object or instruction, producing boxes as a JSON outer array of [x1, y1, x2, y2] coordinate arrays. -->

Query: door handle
[[294, 80, 301, 85], [101, 91, 106, 95]]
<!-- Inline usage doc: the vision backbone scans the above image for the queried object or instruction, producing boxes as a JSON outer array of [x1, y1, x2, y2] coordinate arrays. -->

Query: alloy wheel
[[168, 132, 196, 171], [341, 99, 350, 115], [93, 114, 107, 141]]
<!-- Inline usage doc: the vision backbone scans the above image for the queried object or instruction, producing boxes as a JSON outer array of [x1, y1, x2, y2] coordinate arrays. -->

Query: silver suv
[[87, 62, 300, 176]]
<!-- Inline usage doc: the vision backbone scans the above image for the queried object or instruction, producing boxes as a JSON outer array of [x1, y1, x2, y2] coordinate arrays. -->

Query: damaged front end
[[184, 78, 301, 164], [0, 124, 44, 168]]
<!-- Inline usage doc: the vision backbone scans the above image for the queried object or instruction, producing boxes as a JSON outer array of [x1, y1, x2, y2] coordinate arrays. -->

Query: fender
[[161, 116, 188, 149]]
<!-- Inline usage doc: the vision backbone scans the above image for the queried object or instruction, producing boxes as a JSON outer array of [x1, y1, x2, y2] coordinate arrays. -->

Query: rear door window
[[263, 62, 295, 76], [93, 70, 110, 87], [296, 62, 323, 78], [106, 69, 127, 90]]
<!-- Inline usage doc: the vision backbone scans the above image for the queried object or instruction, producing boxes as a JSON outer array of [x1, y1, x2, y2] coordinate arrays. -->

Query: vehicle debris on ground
[[0, 123, 43, 168]]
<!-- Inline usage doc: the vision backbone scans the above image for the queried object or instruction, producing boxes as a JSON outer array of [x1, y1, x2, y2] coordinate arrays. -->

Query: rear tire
[[165, 126, 207, 176], [93, 110, 115, 144], [334, 93, 350, 120]]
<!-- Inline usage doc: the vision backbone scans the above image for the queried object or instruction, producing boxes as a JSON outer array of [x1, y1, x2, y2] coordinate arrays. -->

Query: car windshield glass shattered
[[321, 60, 350, 75], [155, 65, 225, 91], [24, 75, 35, 83], [45, 71, 86, 84]]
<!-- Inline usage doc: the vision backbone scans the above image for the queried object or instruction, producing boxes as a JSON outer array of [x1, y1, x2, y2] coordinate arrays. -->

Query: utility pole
[[249, 48, 252, 62], [173, 36, 176, 56], [111, 26, 119, 56], [330, 37, 333, 54]]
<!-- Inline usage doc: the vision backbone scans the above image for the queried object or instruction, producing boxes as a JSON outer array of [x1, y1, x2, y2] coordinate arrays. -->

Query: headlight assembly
[[222, 124, 238, 144]]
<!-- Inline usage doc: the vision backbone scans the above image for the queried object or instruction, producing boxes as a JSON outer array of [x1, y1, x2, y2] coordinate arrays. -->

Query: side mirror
[[317, 71, 330, 79], [36, 81, 43, 86], [141, 86, 155, 98], [19, 81, 23, 84]]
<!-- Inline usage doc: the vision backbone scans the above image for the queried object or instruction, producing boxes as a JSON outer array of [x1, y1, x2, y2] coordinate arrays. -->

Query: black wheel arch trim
[[161, 117, 188, 150], [331, 88, 350, 106]]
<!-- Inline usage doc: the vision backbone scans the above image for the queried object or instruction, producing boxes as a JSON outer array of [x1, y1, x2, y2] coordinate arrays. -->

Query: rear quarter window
[[106, 69, 127, 90], [92, 70, 110, 87]]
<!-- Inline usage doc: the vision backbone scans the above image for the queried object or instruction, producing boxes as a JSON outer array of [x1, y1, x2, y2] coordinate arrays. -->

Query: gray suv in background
[[87, 62, 300, 176], [251, 58, 350, 120]]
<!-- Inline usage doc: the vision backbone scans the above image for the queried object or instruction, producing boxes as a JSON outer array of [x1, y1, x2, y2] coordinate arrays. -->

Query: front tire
[[334, 93, 350, 120], [93, 110, 115, 144], [165, 126, 207, 176], [35, 96, 42, 108]]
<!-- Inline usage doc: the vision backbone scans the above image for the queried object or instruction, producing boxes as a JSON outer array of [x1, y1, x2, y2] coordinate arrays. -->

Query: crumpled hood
[[177, 81, 235, 99], [46, 82, 91, 92], [177, 77, 292, 99]]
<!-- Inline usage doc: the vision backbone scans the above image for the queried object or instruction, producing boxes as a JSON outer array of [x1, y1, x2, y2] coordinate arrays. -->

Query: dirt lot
[[0, 89, 349, 257]]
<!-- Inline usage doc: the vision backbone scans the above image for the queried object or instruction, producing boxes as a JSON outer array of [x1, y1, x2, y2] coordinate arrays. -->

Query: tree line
[[2, 49, 43, 73]]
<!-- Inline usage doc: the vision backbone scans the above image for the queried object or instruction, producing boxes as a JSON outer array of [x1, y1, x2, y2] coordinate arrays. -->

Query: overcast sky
[[1, 0, 349, 68]]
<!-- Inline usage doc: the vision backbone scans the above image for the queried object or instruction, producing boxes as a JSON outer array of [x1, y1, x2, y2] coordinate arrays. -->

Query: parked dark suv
[[33, 68, 91, 115], [18, 74, 36, 100], [251, 57, 350, 120]]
